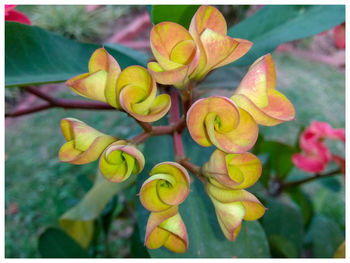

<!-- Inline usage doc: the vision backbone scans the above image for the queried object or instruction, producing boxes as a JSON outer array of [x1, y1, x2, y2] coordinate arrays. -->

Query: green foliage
[[5, 22, 148, 87], [151, 5, 200, 28], [228, 5, 345, 66], [38, 227, 89, 258], [260, 198, 304, 258], [305, 214, 344, 258]]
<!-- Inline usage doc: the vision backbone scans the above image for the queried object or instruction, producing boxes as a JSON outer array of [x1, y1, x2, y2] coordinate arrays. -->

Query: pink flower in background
[[292, 121, 345, 173], [333, 23, 345, 49], [5, 5, 31, 25]]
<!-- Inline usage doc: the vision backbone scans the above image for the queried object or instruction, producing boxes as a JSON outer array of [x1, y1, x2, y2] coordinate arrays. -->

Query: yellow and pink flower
[[231, 54, 295, 126], [187, 96, 258, 153]]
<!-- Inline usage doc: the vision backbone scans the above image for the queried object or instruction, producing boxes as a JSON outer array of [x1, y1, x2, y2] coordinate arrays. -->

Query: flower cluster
[[186, 52, 295, 240], [58, 5, 296, 254], [139, 162, 190, 253], [292, 121, 345, 174]]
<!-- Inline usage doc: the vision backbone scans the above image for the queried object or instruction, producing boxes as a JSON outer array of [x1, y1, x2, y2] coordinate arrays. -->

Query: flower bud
[[145, 206, 188, 253], [206, 181, 266, 241], [187, 96, 258, 153], [99, 140, 145, 182], [189, 5, 252, 80], [203, 149, 261, 189], [59, 118, 116, 165], [139, 162, 190, 212], [231, 54, 295, 126], [117, 66, 171, 122], [66, 48, 121, 108], [148, 22, 200, 88]]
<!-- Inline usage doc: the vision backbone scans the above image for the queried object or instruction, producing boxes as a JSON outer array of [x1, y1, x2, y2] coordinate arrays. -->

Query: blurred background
[[5, 5, 345, 258]]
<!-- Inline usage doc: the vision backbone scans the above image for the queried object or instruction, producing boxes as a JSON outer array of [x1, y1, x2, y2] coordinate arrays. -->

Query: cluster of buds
[[292, 121, 345, 174], [58, 5, 296, 253]]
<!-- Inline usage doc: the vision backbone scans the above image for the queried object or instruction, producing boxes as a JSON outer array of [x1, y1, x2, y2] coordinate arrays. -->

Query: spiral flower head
[[59, 118, 116, 165], [117, 66, 171, 122], [203, 149, 262, 189], [187, 96, 258, 153], [206, 181, 266, 241], [148, 22, 200, 88], [231, 53, 295, 126], [145, 206, 188, 253], [99, 140, 145, 183], [139, 162, 190, 212], [189, 5, 253, 80], [66, 48, 121, 108]]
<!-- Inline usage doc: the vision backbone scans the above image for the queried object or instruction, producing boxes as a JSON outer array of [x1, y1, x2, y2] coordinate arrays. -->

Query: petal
[[203, 149, 261, 189], [66, 71, 108, 103], [207, 183, 266, 220], [59, 118, 116, 165], [187, 96, 240, 148], [151, 22, 194, 70], [5, 9, 31, 25], [145, 207, 188, 253], [99, 141, 145, 182], [190, 5, 227, 36]]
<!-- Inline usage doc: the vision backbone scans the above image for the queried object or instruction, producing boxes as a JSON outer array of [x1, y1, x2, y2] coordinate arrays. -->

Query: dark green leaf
[[287, 187, 313, 226], [151, 5, 200, 28], [136, 132, 270, 258], [5, 22, 148, 87], [261, 198, 304, 257], [318, 176, 341, 192], [257, 141, 297, 180], [38, 227, 89, 258], [130, 225, 150, 258], [268, 235, 297, 258], [228, 5, 345, 66], [306, 214, 344, 258]]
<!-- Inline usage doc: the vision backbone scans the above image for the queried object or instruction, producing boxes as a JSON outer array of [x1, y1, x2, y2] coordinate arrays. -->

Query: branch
[[6, 86, 114, 118], [280, 169, 342, 190]]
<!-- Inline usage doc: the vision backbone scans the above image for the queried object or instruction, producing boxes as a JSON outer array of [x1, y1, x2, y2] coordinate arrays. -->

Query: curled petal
[[59, 118, 116, 165], [99, 140, 145, 182], [189, 5, 252, 79], [203, 149, 262, 189], [66, 48, 121, 108], [231, 54, 295, 126], [145, 206, 188, 253], [187, 96, 258, 153], [207, 182, 266, 241], [149, 22, 200, 87], [117, 66, 171, 122], [139, 162, 190, 212]]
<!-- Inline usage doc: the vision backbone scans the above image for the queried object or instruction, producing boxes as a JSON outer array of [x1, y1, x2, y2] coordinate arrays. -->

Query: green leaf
[[260, 198, 304, 257], [136, 132, 270, 258], [228, 5, 345, 66], [5, 22, 148, 87], [38, 227, 89, 258], [151, 5, 200, 28], [59, 173, 136, 248], [257, 140, 297, 180], [306, 214, 344, 258], [130, 225, 150, 258], [287, 187, 314, 226]]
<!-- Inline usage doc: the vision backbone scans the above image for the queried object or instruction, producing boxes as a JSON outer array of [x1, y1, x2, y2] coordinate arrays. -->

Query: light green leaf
[[59, 173, 136, 248]]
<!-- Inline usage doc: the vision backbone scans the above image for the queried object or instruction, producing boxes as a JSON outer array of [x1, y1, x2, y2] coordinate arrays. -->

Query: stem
[[280, 169, 341, 190], [179, 159, 206, 184], [180, 82, 194, 120], [6, 86, 114, 118]]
